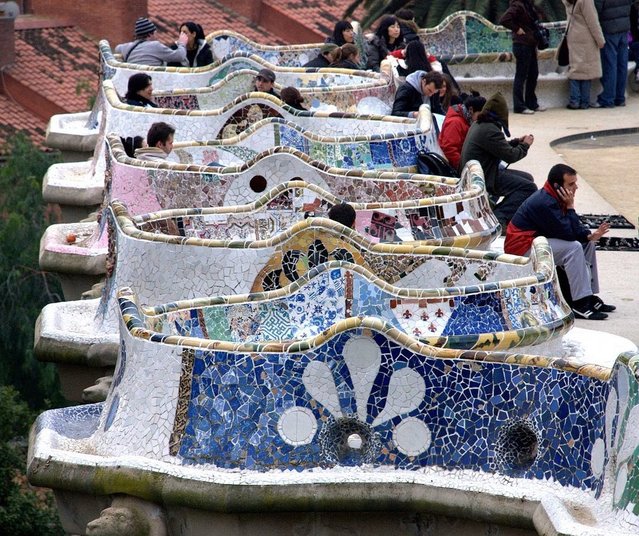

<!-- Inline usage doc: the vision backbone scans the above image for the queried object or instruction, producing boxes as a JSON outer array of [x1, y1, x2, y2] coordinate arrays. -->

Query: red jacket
[[438, 104, 469, 171]]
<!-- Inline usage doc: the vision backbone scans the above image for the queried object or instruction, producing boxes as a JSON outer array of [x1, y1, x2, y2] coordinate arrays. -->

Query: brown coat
[[560, 0, 605, 79]]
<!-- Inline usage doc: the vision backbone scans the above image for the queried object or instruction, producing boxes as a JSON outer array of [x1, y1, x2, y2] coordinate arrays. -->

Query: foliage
[[0, 386, 64, 535], [344, 0, 568, 29], [0, 134, 64, 410]]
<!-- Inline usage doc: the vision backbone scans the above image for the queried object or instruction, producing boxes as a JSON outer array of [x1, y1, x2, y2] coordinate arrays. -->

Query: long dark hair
[[331, 20, 353, 46], [180, 21, 206, 41], [375, 15, 400, 46], [125, 73, 152, 101], [404, 40, 432, 74]]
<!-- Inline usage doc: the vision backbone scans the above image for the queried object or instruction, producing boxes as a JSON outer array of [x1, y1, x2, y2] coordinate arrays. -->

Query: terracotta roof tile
[[0, 94, 48, 153], [263, 0, 364, 39]]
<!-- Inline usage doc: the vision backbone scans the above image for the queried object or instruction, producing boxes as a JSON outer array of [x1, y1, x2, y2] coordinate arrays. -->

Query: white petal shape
[[343, 336, 381, 422], [605, 387, 617, 451], [615, 367, 630, 450], [303, 361, 342, 419], [393, 417, 431, 456], [616, 405, 639, 464], [278, 407, 318, 446], [614, 465, 628, 504], [590, 437, 606, 478], [372, 367, 425, 427]]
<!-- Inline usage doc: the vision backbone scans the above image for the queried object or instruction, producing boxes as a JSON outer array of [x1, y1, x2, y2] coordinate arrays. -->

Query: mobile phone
[[553, 183, 561, 191]]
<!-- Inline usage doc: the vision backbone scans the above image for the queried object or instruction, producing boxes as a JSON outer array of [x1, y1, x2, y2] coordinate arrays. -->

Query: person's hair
[[404, 40, 432, 73], [125, 73, 152, 101], [547, 163, 576, 186], [375, 15, 400, 45], [395, 8, 415, 20], [331, 20, 353, 46], [180, 21, 206, 42], [328, 203, 357, 228], [463, 91, 486, 113], [119, 136, 144, 158], [280, 86, 305, 109], [147, 122, 175, 148], [439, 73, 458, 111], [340, 43, 359, 62], [421, 70, 444, 88]]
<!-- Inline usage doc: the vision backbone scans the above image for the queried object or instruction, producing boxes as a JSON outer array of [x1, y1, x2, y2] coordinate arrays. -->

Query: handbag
[[534, 21, 550, 50], [557, 4, 575, 67]]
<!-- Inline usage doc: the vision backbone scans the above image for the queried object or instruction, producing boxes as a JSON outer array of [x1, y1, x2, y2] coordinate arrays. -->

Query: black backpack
[[416, 150, 459, 178]]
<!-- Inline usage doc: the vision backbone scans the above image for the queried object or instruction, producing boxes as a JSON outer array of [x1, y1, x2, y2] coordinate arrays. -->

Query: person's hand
[[522, 134, 534, 146], [555, 184, 575, 209], [412, 111, 419, 118], [177, 31, 188, 46], [589, 222, 610, 241], [516, 28, 525, 35]]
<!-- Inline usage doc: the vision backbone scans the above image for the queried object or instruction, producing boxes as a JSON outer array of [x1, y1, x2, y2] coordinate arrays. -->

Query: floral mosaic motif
[[278, 336, 431, 462], [217, 103, 283, 139]]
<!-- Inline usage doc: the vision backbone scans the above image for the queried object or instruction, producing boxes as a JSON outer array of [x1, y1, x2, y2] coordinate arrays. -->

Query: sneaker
[[533, 106, 547, 112], [590, 102, 614, 109], [572, 300, 608, 320], [591, 295, 616, 312], [566, 103, 580, 110], [517, 108, 535, 115]]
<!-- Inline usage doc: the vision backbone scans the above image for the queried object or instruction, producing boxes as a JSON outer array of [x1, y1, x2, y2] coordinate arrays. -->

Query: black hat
[[257, 68, 276, 82], [135, 17, 157, 39]]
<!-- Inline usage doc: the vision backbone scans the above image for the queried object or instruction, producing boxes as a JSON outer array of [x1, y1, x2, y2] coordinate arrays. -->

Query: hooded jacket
[[438, 104, 471, 171], [460, 93, 530, 192], [391, 70, 428, 117]]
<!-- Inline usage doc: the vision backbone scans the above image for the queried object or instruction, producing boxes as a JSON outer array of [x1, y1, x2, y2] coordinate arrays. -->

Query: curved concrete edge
[[549, 126, 639, 148], [26, 439, 635, 536], [34, 300, 118, 367], [40, 222, 107, 276], [42, 161, 104, 207], [45, 112, 99, 152]]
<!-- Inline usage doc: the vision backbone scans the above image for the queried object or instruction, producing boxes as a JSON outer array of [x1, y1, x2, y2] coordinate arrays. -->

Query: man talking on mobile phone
[[504, 163, 615, 320]]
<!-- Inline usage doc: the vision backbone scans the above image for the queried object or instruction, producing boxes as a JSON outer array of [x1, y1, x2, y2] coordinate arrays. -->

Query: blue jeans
[[512, 43, 539, 112], [598, 31, 628, 106], [569, 79, 591, 108]]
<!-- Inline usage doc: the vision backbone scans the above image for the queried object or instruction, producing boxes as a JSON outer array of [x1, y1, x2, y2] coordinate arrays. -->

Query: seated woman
[[123, 73, 157, 107], [168, 22, 213, 67], [438, 92, 486, 172], [331, 44, 361, 70], [430, 73, 459, 115], [366, 15, 404, 71], [280, 87, 307, 110], [326, 20, 355, 46], [302, 43, 339, 68], [396, 39, 433, 77]]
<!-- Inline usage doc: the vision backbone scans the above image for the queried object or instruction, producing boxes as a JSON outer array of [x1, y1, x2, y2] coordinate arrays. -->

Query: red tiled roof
[[263, 0, 365, 39], [10, 24, 100, 114], [0, 93, 47, 152], [149, 0, 286, 44]]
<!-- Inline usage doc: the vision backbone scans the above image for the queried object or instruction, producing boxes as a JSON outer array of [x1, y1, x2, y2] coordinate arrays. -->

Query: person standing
[[500, 0, 546, 114], [594, 0, 632, 107], [562, 0, 605, 109]]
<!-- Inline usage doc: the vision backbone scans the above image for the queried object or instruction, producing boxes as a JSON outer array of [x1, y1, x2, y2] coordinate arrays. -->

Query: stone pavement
[[496, 91, 639, 345]]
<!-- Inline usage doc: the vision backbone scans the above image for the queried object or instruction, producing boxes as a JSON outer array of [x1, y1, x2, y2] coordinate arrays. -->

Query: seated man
[[134, 122, 175, 161], [115, 17, 188, 66], [253, 68, 280, 98], [460, 92, 537, 230], [328, 202, 356, 229], [391, 71, 443, 118], [302, 43, 339, 68], [505, 163, 614, 320]]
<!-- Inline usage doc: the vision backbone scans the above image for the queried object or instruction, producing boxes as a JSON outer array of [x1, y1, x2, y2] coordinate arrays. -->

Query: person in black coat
[[123, 73, 158, 107], [395, 8, 420, 43], [391, 70, 443, 117], [331, 44, 361, 70], [302, 43, 339, 68], [326, 20, 355, 46], [366, 15, 405, 71]]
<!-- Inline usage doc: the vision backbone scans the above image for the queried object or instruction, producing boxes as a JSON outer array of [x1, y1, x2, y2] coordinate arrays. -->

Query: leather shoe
[[591, 295, 616, 312]]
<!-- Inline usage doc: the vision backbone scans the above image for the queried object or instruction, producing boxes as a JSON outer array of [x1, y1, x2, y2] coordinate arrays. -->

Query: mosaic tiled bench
[[43, 83, 435, 216], [27, 280, 639, 534], [34, 200, 572, 373], [40, 144, 497, 299]]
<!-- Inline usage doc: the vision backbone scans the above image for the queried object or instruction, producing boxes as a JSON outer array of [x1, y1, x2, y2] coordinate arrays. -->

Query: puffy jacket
[[460, 119, 529, 193], [594, 0, 632, 34], [505, 183, 591, 255], [438, 105, 470, 171]]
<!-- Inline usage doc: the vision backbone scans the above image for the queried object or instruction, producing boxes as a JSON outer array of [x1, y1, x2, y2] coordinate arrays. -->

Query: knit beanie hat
[[482, 92, 509, 131], [134, 17, 157, 39]]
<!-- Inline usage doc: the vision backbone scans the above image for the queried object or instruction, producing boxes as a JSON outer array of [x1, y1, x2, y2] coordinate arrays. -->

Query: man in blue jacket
[[594, 0, 632, 107], [504, 164, 614, 320]]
